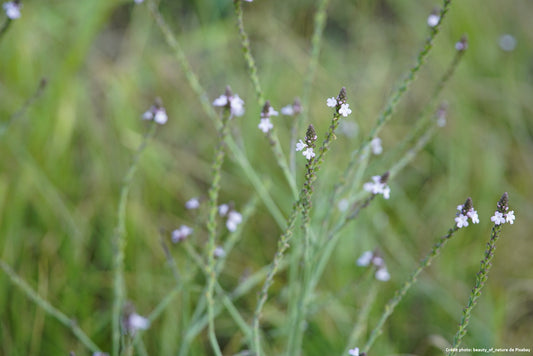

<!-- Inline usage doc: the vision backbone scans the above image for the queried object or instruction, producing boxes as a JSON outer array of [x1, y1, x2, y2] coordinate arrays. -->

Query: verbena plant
[[0, 0, 521, 355]]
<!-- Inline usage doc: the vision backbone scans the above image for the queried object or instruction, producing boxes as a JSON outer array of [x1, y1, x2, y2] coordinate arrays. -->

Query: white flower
[[142, 102, 168, 125], [214, 246, 226, 258], [258, 118, 273, 133], [295, 139, 307, 151], [467, 209, 480, 224], [370, 137, 382, 155], [339, 103, 352, 117], [326, 97, 338, 108], [356, 251, 373, 267], [134, 0, 144, 3], [218, 204, 229, 217], [281, 105, 294, 116], [455, 39, 467, 52], [153, 109, 168, 124], [363, 175, 390, 198], [226, 210, 243, 232], [491, 211, 506, 225], [185, 197, 200, 210], [302, 147, 315, 160], [93, 353, 109, 356], [457, 205, 464, 211], [375, 267, 390, 282], [427, 14, 440, 28], [3, 1, 21, 19], [213, 92, 245, 117], [505, 210, 515, 224], [265, 106, 279, 117], [172, 225, 193, 243], [499, 34, 517, 52], [126, 313, 150, 334], [348, 347, 360, 356], [455, 214, 469, 228]]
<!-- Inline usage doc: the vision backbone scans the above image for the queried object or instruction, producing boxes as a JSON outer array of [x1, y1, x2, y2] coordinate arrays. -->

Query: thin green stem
[[0, 18, 12, 41], [0, 259, 101, 353], [112, 122, 157, 356], [205, 109, 232, 356], [363, 224, 460, 353]]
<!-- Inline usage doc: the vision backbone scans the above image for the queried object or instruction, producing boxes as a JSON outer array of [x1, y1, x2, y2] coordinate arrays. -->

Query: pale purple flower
[[348, 347, 360, 356], [467, 209, 480, 224], [505, 210, 515, 224], [490, 211, 506, 225], [125, 313, 150, 335], [142, 101, 168, 125], [370, 137, 382, 155], [339, 103, 352, 117], [427, 14, 440, 27], [375, 267, 391, 282], [455, 214, 469, 229], [214, 246, 226, 258], [153, 109, 168, 124], [213, 92, 245, 117], [302, 147, 315, 160], [218, 204, 229, 217], [295, 139, 307, 152], [363, 175, 390, 199], [134, 0, 144, 3], [3, 1, 21, 19], [226, 210, 243, 232], [172, 225, 193, 243], [185, 197, 200, 210], [326, 97, 337, 108], [356, 251, 373, 267], [258, 118, 273, 133]]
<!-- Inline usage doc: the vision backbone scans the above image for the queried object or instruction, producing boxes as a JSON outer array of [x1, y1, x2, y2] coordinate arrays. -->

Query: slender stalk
[[0, 259, 101, 353], [205, 109, 232, 356], [363, 224, 460, 353], [112, 122, 157, 356], [234, 1, 297, 198], [294, 0, 332, 172], [0, 18, 12, 41]]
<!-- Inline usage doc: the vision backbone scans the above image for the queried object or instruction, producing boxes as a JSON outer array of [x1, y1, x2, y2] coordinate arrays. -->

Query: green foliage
[[1, 0, 532, 355]]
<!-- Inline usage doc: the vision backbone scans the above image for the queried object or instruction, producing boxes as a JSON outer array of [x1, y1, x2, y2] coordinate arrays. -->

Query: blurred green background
[[1, 0, 532, 355]]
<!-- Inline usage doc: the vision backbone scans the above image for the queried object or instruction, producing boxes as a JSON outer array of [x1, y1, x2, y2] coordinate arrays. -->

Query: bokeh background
[[0, 0, 532, 355]]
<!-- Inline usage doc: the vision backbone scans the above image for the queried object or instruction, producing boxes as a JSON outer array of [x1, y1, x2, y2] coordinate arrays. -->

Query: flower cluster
[[326, 95, 352, 117], [490, 193, 515, 225], [3, 1, 21, 19], [172, 225, 193, 243], [219, 204, 243, 232], [363, 172, 390, 199], [258, 101, 278, 133], [357, 250, 390, 282], [213, 86, 245, 117], [142, 98, 168, 125], [295, 124, 317, 160], [455, 198, 479, 228]]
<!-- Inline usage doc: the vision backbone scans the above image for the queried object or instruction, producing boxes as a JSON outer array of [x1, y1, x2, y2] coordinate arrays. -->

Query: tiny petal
[[339, 103, 352, 117], [3, 1, 21, 19], [153, 109, 168, 124], [142, 110, 154, 120], [375, 268, 390, 282], [505, 210, 515, 224], [281, 105, 294, 116], [128, 313, 150, 332], [302, 147, 315, 160], [455, 214, 469, 228], [295, 139, 307, 151], [213, 95, 228, 107], [218, 204, 229, 217], [348, 347, 360, 356], [258, 118, 273, 133], [214, 246, 226, 258], [491, 211, 506, 225], [185, 198, 200, 210], [427, 14, 440, 27], [356, 251, 373, 267], [370, 137, 383, 155], [326, 97, 337, 108]]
